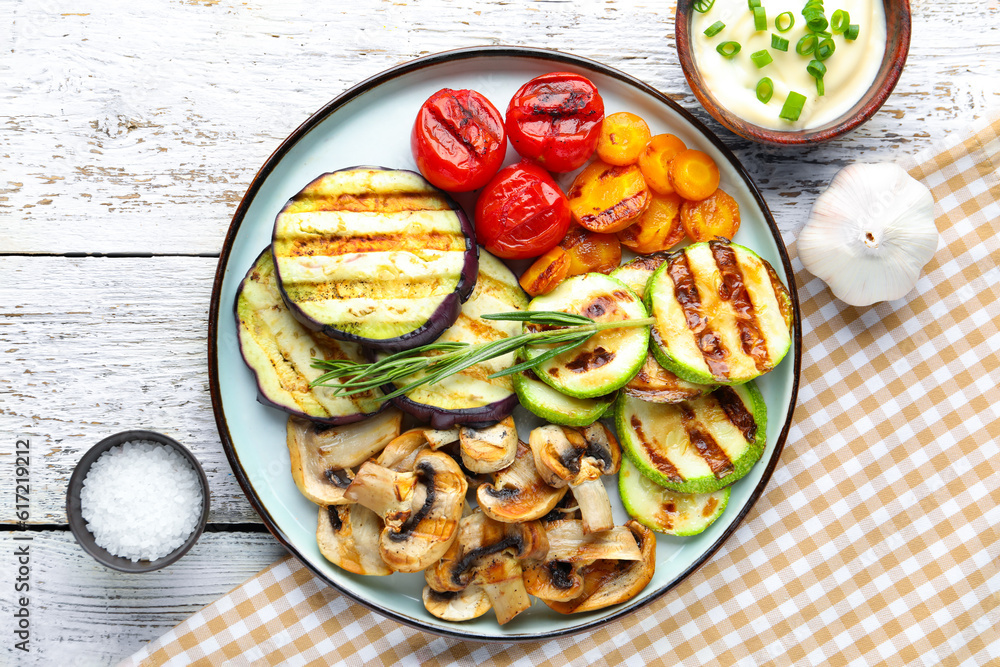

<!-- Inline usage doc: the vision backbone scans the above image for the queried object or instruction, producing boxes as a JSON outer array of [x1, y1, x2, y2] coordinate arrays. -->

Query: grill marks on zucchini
[[616, 382, 767, 494], [273, 168, 476, 348], [647, 241, 793, 385]]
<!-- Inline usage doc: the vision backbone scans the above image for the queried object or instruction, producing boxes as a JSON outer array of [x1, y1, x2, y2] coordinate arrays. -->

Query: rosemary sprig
[[310, 310, 655, 401]]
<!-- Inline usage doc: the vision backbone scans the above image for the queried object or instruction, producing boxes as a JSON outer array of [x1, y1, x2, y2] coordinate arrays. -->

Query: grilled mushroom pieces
[[287, 410, 402, 505], [478, 441, 568, 523], [529, 423, 621, 533], [345, 450, 466, 573], [460, 416, 518, 474], [524, 519, 641, 602], [424, 511, 548, 625], [422, 585, 492, 622], [317, 505, 393, 576], [545, 520, 656, 614]]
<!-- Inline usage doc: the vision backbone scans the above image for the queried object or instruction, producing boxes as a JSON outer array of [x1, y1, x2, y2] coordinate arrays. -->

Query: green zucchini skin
[[388, 250, 528, 429], [615, 382, 767, 494], [523, 273, 650, 399], [609, 254, 670, 300], [512, 367, 615, 426], [645, 240, 793, 386], [618, 458, 729, 536], [272, 167, 477, 352], [235, 247, 384, 424]]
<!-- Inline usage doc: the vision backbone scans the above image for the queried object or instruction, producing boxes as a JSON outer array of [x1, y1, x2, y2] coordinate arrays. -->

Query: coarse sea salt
[[80, 440, 204, 562]]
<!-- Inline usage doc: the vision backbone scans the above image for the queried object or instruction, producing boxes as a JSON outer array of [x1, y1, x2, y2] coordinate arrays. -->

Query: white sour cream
[[691, 0, 886, 131]]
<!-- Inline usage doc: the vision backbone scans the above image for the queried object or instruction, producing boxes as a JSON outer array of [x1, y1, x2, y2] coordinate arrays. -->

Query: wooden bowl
[[675, 0, 911, 144], [66, 430, 210, 573]]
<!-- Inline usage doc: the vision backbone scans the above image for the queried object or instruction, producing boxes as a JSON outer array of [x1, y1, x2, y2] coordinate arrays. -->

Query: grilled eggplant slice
[[616, 383, 766, 494], [236, 247, 384, 423], [522, 273, 649, 399], [646, 240, 793, 385], [272, 167, 478, 352], [389, 250, 528, 429], [619, 457, 729, 535]]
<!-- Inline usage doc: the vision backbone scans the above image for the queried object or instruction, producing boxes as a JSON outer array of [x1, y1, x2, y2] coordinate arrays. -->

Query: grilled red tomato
[[411, 88, 507, 192], [475, 160, 572, 260], [505, 72, 605, 173]]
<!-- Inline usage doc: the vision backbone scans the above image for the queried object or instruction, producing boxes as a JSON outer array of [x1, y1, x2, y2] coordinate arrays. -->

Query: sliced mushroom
[[424, 510, 548, 625], [529, 423, 621, 533], [544, 520, 656, 614], [422, 428, 460, 450], [376, 429, 429, 471], [460, 416, 518, 474], [345, 449, 467, 573], [421, 585, 492, 622], [477, 441, 567, 523], [523, 519, 643, 602], [317, 505, 393, 576], [287, 410, 402, 504]]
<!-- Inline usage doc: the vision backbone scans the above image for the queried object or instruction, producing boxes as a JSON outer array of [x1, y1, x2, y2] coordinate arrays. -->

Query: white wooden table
[[1, 0, 996, 663]]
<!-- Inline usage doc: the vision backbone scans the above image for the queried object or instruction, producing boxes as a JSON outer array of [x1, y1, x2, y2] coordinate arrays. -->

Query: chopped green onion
[[844, 23, 860, 40], [756, 77, 774, 103], [771, 34, 789, 51], [775, 11, 795, 32], [807, 59, 827, 79], [816, 77, 825, 96], [805, 13, 828, 31], [693, 0, 716, 13], [748, 0, 761, 7], [716, 41, 742, 57], [753, 6, 767, 31], [751, 49, 773, 68], [704, 21, 726, 37], [779, 91, 807, 121], [815, 37, 836, 61], [803, 0, 823, 8], [796, 34, 817, 55], [831, 9, 850, 33]]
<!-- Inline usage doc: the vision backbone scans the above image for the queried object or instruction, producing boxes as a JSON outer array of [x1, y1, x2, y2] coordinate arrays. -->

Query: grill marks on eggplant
[[235, 249, 383, 423], [272, 168, 475, 346], [648, 241, 793, 384], [389, 251, 527, 428]]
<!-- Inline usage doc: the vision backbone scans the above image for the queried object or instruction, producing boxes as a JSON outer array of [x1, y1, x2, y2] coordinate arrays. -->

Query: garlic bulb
[[797, 163, 938, 307]]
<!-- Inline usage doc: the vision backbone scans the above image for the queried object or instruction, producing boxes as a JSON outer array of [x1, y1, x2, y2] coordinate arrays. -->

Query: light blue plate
[[208, 47, 801, 641]]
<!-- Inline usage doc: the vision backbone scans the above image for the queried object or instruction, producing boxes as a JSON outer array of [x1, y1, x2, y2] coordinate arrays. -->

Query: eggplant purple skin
[[234, 247, 386, 426], [272, 166, 479, 353], [389, 391, 519, 430]]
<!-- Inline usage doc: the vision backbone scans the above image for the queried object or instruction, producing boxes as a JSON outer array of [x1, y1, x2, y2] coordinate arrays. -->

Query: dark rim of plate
[[207, 45, 803, 642], [66, 429, 211, 573]]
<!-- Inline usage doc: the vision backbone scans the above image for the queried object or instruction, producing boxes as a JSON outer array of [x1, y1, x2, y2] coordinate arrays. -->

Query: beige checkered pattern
[[121, 118, 1000, 667]]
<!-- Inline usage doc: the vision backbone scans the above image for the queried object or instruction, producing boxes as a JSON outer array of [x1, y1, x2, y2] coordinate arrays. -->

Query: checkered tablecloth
[[121, 116, 1000, 667]]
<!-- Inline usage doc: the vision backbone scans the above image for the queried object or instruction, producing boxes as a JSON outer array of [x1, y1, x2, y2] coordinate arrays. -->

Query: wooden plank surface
[[2, 0, 997, 254], [0, 531, 286, 665], [2, 0, 998, 664]]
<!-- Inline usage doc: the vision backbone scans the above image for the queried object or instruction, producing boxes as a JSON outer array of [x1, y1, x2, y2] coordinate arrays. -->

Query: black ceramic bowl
[[66, 430, 210, 573]]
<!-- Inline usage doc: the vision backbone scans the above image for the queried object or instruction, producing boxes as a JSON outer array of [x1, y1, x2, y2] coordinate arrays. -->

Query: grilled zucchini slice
[[389, 250, 528, 429], [522, 273, 649, 399], [609, 254, 669, 299], [623, 353, 714, 404], [619, 457, 729, 535], [272, 167, 477, 352], [235, 248, 384, 424], [646, 240, 793, 385], [512, 367, 615, 427], [616, 383, 766, 494]]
